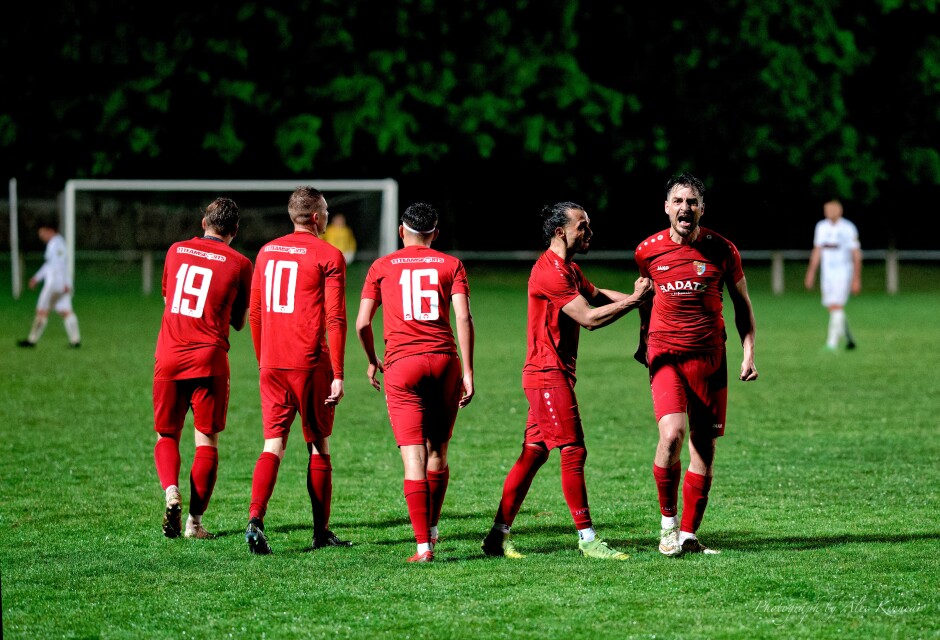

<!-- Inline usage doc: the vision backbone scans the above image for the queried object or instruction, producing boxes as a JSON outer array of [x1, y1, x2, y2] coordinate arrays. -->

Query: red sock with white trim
[[427, 467, 449, 528], [188, 446, 218, 517], [560, 445, 592, 529], [653, 461, 681, 518], [494, 445, 549, 527], [680, 470, 712, 534], [154, 435, 181, 490], [404, 479, 431, 544], [248, 452, 281, 521]]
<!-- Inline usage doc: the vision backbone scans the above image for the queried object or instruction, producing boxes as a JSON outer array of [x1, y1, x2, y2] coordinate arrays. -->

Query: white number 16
[[399, 268, 439, 321]]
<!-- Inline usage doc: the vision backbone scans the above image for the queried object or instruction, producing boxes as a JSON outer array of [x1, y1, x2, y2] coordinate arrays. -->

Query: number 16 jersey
[[360, 245, 469, 367]]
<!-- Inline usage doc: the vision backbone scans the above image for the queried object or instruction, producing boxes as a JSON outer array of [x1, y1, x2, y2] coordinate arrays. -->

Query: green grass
[[1, 260, 938, 639]]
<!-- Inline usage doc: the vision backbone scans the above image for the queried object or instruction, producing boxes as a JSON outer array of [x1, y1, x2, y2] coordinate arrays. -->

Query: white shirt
[[33, 233, 71, 291], [813, 218, 860, 275]]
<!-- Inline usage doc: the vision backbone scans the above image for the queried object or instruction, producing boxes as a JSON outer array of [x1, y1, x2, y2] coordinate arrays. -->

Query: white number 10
[[399, 268, 439, 321], [171, 263, 213, 318], [264, 260, 298, 313]]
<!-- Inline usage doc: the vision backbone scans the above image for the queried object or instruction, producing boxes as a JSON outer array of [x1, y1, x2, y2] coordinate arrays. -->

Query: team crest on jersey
[[693, 261, 707, 275]]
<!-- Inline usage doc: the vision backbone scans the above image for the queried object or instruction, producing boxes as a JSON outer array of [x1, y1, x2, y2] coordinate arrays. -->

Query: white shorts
[[821, 270, 851, 307], [37, 284, 73, 314]]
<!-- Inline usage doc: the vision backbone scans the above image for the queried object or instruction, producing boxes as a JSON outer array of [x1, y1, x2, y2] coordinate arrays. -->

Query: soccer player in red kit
[[634, 172, 758, 556], [153, 197, 253, 539], [482, 202, 652, 560], [356, 202, 475, 563], [244, 186, 351, 555]]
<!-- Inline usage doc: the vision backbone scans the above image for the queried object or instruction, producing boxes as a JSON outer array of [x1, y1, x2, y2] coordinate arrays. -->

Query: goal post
[[62, 178, 399, 287]]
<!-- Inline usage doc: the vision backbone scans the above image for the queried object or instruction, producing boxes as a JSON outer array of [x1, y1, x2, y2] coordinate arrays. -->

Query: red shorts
[[523, 384, 583, 450], [648, 348, 727, 436], [153, 375, 230, 436], [259, 367, 335, 444], [383, 353, 462, 447]]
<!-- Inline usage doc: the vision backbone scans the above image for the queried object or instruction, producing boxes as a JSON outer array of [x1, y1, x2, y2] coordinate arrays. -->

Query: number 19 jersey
[[154, 237, 253, 380], [360, 245, 469, 367]]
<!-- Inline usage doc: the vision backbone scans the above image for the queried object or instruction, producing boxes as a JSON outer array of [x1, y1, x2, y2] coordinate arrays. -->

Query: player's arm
[[248, 270, 262, 364], [562, 277, 652, 331], [728, 276, 758, 382], [324, 284, 347, 405], [355, 297, 384, 392], [804, 246, 821, 289], [230, 262, 253, 331], [634, 299, 652, 367], [452, 293, 475, 407], [851, 247, 862, 295]]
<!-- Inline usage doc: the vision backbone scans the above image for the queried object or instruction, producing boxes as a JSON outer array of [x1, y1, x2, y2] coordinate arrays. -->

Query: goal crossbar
[[62, 178, 399, 283]]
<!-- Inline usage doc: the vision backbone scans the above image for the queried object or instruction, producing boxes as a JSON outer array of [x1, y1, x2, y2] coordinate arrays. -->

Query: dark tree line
[[2, 0, 938, 250]]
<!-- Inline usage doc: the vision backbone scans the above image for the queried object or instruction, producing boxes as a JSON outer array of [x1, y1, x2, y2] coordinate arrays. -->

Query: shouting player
[[152, 197, 253, 539], [356, 202, 475, 563], [634, 172, 758, 556], [245, 186, 350, 555]]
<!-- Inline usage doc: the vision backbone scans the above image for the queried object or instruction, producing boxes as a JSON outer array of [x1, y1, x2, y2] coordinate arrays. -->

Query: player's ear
[[399, 225, 405, 240], [201, 217, 208, 231], [432, 229, 440, 241]]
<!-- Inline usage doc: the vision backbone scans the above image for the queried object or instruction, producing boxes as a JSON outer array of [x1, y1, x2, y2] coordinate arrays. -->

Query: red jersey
[[522, 250, 595, 388], [361, 245, 469, 367], [154, 237, 253, 380], [635, 227, 744, 352], [249, 231, 347, 376]]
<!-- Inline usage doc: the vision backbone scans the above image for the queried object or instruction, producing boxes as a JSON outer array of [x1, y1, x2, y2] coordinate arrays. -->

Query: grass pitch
[[1, 259, 938, 639]]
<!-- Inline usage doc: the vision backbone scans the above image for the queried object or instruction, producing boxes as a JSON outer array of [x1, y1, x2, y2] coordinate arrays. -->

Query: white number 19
[[171, 263, 213, 318]]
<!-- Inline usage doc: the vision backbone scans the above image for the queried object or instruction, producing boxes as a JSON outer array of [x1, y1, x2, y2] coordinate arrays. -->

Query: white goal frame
[[61, 178, 399, 285]]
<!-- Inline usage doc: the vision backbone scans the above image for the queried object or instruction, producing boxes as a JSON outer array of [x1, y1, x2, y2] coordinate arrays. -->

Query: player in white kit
[[18, 222, 82, 348], [804, 199, 861, 351]]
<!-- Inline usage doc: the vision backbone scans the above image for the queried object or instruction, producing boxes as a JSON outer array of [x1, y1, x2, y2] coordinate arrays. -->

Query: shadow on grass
[[705, 530, 940, 552]]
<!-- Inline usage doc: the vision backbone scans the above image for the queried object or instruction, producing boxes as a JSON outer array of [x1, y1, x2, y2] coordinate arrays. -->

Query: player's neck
[[548, 243, 574, 263], [293, 225, 320, 237], [669, 227, 700, 245]]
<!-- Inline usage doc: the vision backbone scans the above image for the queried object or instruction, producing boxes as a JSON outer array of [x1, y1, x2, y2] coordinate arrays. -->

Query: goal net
[[57, 179, 398, 293]]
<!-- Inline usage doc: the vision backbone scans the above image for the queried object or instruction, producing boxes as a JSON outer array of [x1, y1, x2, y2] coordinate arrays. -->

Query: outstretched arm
[[355, 298, 383, 392], [562, 277, 652, 331], [452, 293, 475, 407], [729, 276, 758, 381]]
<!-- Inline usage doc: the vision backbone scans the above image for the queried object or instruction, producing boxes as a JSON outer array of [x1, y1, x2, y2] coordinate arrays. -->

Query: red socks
[[560, 445, 592, 529], [188, 446, 219, 516], [154, 435, 181, 490], [653, 462, 682, 517], [494, 445, 549, 527], [307, 453, 333, 534], [680, 470, 712, 534], [427, 467, 449, 528], [249, 452, 281, 521], [404, 479, 431, 544]]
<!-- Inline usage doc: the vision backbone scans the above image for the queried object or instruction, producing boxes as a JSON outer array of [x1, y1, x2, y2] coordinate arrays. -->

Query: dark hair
[[540, 201, 582, 246], [664, 172, 706, 202], [38, 219, 59, 232], [401, 202, 438, 233], [288, 186, 326, 226], [204, 197, 239, 236]]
